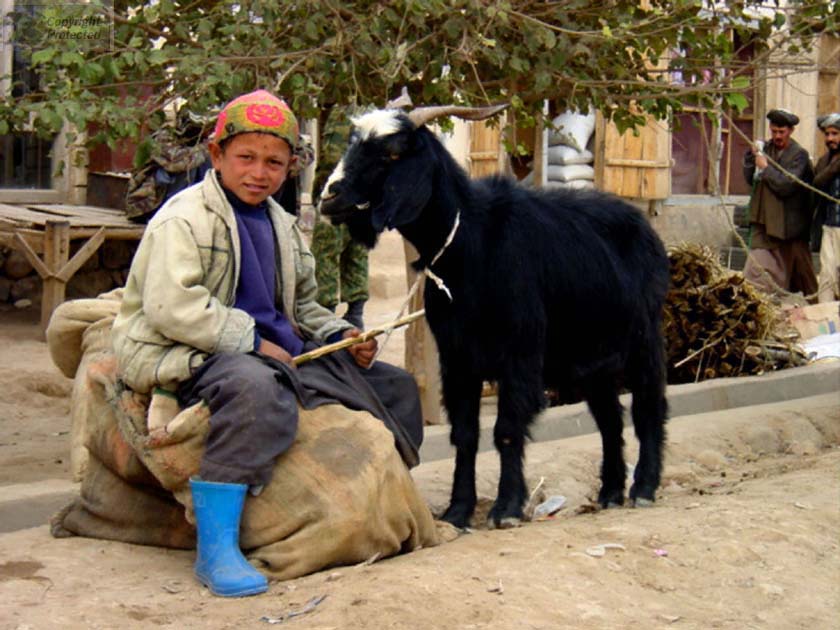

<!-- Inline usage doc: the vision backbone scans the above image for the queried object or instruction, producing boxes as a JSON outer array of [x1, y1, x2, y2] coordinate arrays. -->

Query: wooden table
[[0, 203, 145, 334]]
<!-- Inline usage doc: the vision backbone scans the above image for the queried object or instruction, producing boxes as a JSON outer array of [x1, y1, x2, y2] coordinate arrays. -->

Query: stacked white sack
[[523, 110, 596, 190]]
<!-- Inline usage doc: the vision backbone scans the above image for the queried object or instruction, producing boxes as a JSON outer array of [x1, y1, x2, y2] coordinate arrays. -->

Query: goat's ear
[[373, 134, 433, 230]]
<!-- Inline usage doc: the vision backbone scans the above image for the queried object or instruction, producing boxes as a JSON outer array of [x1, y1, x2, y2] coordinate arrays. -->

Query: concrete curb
[[1, 362, 836, 533], [418, 361, 840, 463], [0, 479, 78, 534]]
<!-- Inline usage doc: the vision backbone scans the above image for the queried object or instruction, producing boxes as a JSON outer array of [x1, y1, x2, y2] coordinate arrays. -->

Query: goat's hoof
[[487, 515, 522, 530], [598, 489, 625, 509], [440, 505, 474, 530], [629, 483, 656, 506]]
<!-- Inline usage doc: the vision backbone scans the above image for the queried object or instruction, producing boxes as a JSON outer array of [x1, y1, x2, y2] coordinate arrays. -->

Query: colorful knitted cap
[[213, 90, 298, 150]]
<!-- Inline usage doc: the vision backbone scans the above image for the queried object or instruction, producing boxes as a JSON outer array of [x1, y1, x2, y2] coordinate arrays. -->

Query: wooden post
[[403, 239, 444, 425], [532, 101, 548, 188], [40, 220, 71, 335]]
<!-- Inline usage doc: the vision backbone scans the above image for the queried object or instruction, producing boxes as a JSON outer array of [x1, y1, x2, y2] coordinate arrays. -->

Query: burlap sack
[[47, 295, 442, 581], [47, 289, 123, 480]]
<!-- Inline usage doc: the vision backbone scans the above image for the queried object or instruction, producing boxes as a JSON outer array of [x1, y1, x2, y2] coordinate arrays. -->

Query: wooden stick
[[293, 310, 426, 366]]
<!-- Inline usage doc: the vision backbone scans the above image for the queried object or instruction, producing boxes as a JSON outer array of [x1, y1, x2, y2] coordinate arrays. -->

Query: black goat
[[321, 105, 669, 529]]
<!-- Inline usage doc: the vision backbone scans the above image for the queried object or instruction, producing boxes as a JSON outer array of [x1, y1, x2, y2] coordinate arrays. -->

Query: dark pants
[[177, 348, 423, 486]]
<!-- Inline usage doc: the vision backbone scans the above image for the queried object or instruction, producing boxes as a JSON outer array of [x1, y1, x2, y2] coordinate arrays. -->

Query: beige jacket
[[112, 170, 350, 393]]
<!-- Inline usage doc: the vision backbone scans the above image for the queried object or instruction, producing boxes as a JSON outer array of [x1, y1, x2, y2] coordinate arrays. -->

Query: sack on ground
[[47, 295, 441, 581]]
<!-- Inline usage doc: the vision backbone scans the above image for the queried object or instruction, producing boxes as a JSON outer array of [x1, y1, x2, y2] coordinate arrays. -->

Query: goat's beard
[[343, 208, 380, 249]]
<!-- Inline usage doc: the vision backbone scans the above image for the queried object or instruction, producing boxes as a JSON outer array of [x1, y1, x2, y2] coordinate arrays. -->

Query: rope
[[721, 110, 839, 206], [372, 210, 460, 364]]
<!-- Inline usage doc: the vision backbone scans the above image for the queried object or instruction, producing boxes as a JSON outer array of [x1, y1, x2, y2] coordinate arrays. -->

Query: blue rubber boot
[[190, 478, 268, 597]]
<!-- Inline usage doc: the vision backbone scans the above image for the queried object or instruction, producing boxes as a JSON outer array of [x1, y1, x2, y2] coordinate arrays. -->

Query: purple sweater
[[223, 187, 304, 356]]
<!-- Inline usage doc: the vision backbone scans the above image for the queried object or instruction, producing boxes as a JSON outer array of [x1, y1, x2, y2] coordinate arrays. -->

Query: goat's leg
[[628, 343, 668, 506], [488, 376, 543, 528], [584, 381, 626, 508], [441, 376, 483, 528]]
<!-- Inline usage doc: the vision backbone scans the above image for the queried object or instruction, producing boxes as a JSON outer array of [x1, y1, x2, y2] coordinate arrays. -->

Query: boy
[[112, 90, 422, 597]]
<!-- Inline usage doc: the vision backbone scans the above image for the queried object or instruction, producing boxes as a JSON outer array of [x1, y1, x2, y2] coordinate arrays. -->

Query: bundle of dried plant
[[663, 244, 807, 384]]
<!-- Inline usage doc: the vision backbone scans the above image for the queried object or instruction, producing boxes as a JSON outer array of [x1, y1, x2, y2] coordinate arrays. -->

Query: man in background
[[813, 113, 840, 303], [742, 109, 817, 299]]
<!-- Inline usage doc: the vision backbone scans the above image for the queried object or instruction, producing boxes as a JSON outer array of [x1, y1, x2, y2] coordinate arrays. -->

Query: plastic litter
[[260, 594, 327, 624], [533, 495, 567, 519], [585, 543, 626, 557]]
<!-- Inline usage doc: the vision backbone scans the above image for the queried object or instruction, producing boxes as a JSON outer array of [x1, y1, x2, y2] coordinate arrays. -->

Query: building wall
[[762, 36, 822, 158]]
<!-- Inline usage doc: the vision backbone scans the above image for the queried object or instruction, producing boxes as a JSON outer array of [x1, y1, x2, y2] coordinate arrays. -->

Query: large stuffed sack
[[545, 163, 595, 183], [47, 288, 123, 480], [47, 294, 442, 581], [547, 145, 594, 166], [548, 110, 596, 152]]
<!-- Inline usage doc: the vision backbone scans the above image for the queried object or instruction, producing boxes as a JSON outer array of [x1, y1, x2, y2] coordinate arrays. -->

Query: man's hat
[[817, 113, 840, 132], [213, 89, 299, 150], [766, 108, 799, 127]]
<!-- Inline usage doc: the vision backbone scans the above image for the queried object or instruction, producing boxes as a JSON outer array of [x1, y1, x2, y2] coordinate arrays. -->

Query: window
[[0, 0, 85, 203]]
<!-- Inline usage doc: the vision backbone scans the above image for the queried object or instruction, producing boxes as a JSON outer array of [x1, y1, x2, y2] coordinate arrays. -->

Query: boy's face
[[209, 132, 296, 205]]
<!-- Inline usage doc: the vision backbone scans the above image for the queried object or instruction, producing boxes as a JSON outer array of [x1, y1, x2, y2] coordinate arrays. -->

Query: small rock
[[11, 276, 40, 302], [326, 572, 342, 582], [4, 250, 34, 279], [759, 583, 784, 597], [789, 441, 816, 456], [694, 449, 727, 471]]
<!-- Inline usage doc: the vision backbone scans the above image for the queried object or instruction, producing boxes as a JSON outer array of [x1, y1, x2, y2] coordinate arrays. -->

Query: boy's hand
[[344, 328, 377, 368], [258, 338, 296, 368]]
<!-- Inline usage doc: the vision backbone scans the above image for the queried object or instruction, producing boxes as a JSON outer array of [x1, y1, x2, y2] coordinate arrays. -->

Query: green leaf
[[725, 92, 749, 113], [59, 51, 85, 67], [731, 76, 751, 90], [31, 48, 57, 65], [80, 62, 106, 83]]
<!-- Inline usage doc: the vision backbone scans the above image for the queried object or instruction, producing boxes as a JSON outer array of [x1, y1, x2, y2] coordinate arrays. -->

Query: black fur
[[322, 112, 670, 528]]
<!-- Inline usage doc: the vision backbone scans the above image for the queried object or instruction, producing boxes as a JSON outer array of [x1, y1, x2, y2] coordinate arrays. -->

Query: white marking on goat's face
[[351, 109, 403, 140], [321, 158, 345, 201]]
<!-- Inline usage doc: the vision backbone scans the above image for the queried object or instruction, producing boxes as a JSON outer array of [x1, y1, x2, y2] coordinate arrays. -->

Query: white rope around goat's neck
[[372, 211, 461, 365]]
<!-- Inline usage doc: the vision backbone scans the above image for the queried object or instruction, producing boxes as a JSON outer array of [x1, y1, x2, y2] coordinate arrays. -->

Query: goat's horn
[[386, 86, 413, 109], [407, 103, 509, 128]]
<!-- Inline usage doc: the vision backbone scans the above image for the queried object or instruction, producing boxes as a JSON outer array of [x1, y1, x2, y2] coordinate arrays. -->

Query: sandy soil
[[0, 236, 839, 629], [0, 308, 73, 485]]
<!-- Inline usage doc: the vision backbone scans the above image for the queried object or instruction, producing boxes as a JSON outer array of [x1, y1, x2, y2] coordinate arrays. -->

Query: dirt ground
[[1, 281, 839, 629]]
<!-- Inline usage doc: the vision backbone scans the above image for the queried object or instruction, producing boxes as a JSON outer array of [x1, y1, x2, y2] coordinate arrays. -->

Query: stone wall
[[0, 240, 137, 310], [632, 194, 750, 250]]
